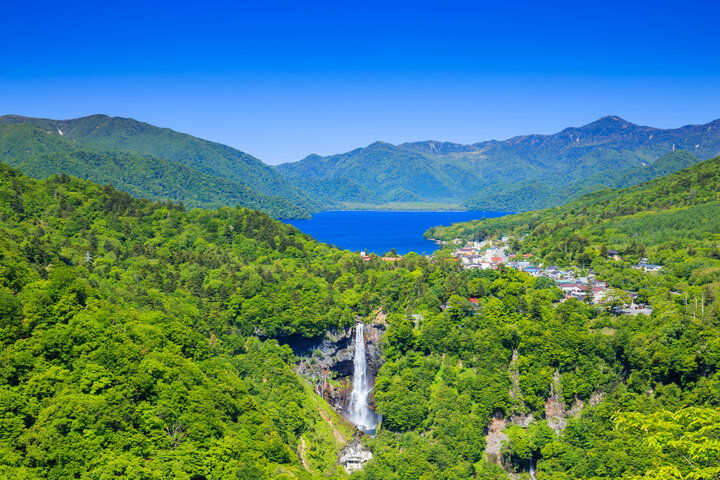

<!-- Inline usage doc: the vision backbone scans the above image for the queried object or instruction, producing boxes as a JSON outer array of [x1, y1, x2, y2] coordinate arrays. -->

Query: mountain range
[[277, 115, 720, 211], [2, 114, 720, 217]]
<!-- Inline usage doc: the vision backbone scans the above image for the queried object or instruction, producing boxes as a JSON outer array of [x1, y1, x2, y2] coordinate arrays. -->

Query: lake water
[[288, 210, 509, 255]]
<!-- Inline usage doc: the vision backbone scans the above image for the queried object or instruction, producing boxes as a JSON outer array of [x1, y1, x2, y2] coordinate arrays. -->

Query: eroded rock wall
[[283, 319, 386, 413]]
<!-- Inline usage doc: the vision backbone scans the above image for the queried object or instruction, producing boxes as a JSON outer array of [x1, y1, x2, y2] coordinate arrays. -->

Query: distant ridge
[[277, 115, 720, 211], [425, 151, 720, 248], [0, 114, 315, 218], [2, 113, 719, 216]]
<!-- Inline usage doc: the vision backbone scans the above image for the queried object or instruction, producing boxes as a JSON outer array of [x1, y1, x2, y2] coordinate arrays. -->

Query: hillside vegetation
[[0, 116, 314, 218], [276, 142, 474, 206], [462, 149, 701, 211], [1, 162, 719, 479], [278, 116, 720, 211], [426, 154, 720, 255]]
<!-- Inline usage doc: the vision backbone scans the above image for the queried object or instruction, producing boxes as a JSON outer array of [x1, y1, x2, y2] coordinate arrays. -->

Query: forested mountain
[[462, 149, 701, 211], [0, 115, 314, 218], [2, 161, 719, 479], [277, 116, 720, 211], [276, 142, 473, 206], [425, 153, 720, 252], [4, 114, 718, 217]]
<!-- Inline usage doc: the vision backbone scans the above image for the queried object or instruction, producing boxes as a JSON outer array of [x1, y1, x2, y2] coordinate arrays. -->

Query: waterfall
[[529, 454, 537, 480], [347, 323, 378, 433]]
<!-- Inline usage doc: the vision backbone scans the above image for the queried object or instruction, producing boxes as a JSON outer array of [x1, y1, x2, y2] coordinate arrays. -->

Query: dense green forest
[[0, 117, 314, 219], [277, 116, 720, 211], [417, 155, 720, 479], [426, 154, 720, 254], [3, 114, 718, 217], [276, 142, 473, 206], [1, 160, 719, 479], [461, 150, 701, 211]]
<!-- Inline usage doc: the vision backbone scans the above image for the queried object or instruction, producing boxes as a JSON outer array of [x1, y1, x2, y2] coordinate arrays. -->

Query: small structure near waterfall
[[282, 318, 385, 472], [339, 440, 373, 473]]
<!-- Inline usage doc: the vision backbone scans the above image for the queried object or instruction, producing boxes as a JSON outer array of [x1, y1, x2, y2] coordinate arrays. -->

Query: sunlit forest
[[1, 157, 719, 479]]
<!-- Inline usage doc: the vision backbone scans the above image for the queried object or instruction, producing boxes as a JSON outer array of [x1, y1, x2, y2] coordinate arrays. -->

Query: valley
[[6, 2, 720, 478], [0, 117, 719, 480]]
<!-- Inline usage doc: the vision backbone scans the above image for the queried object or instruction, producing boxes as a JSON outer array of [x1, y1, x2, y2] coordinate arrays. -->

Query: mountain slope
[[0, 123, 309, 218], [278, 116, 720, 211], [276, 141, 474, 205], [0, 116, 317, 217], [462, 149, 701, 211], [425, 153, 720, 252], [2, 162, 720, 479]]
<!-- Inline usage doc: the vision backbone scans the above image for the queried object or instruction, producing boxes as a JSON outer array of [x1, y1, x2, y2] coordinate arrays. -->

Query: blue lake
[[288, 210, 510, 255]]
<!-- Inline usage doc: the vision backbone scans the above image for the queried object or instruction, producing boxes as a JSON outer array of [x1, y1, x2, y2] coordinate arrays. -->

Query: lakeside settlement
[[442, 237, 661, 315]]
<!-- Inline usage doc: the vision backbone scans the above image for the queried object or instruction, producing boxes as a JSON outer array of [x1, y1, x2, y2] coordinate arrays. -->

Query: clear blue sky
[[2, 0, 719, 164]]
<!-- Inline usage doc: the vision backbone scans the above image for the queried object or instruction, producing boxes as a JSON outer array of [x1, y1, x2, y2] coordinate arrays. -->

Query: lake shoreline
[[288, 210, 510, 255]]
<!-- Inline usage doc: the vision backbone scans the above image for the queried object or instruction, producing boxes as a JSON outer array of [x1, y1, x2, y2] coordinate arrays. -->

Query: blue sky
[[2, 0, 719, 164]]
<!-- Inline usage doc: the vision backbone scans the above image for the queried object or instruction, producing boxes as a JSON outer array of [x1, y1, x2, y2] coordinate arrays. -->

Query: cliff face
[[283, 320, 385, 413]]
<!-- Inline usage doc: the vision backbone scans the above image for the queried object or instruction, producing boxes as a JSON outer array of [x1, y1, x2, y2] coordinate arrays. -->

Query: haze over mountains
[[1, 114, 719, 217]]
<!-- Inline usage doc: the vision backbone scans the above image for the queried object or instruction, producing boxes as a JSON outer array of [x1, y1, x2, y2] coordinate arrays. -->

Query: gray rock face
[[290, 327, 356, 375], [281, 321, 385, 413], [485, 413, 509, 462]]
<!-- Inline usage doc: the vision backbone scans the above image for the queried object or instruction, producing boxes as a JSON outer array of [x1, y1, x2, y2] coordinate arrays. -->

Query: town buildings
[[449, 238, 655, 313]]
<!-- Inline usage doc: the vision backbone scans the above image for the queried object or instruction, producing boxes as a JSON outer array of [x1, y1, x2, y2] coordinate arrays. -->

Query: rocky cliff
[[281, 317, 386, 415]]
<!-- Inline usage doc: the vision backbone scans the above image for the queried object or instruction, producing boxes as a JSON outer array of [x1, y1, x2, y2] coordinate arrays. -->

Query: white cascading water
[[347, 323, 377, 432], [529, 455, 537, 480]]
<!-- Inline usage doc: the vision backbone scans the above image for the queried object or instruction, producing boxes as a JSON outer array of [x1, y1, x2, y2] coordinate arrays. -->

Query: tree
[[614, 407, 720, 479]]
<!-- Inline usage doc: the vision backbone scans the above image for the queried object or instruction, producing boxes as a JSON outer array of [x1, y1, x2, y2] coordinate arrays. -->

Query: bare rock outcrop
[[282, 317, 386, 413], [485, 413, 509, 463], [544, 370, 589, 433]]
